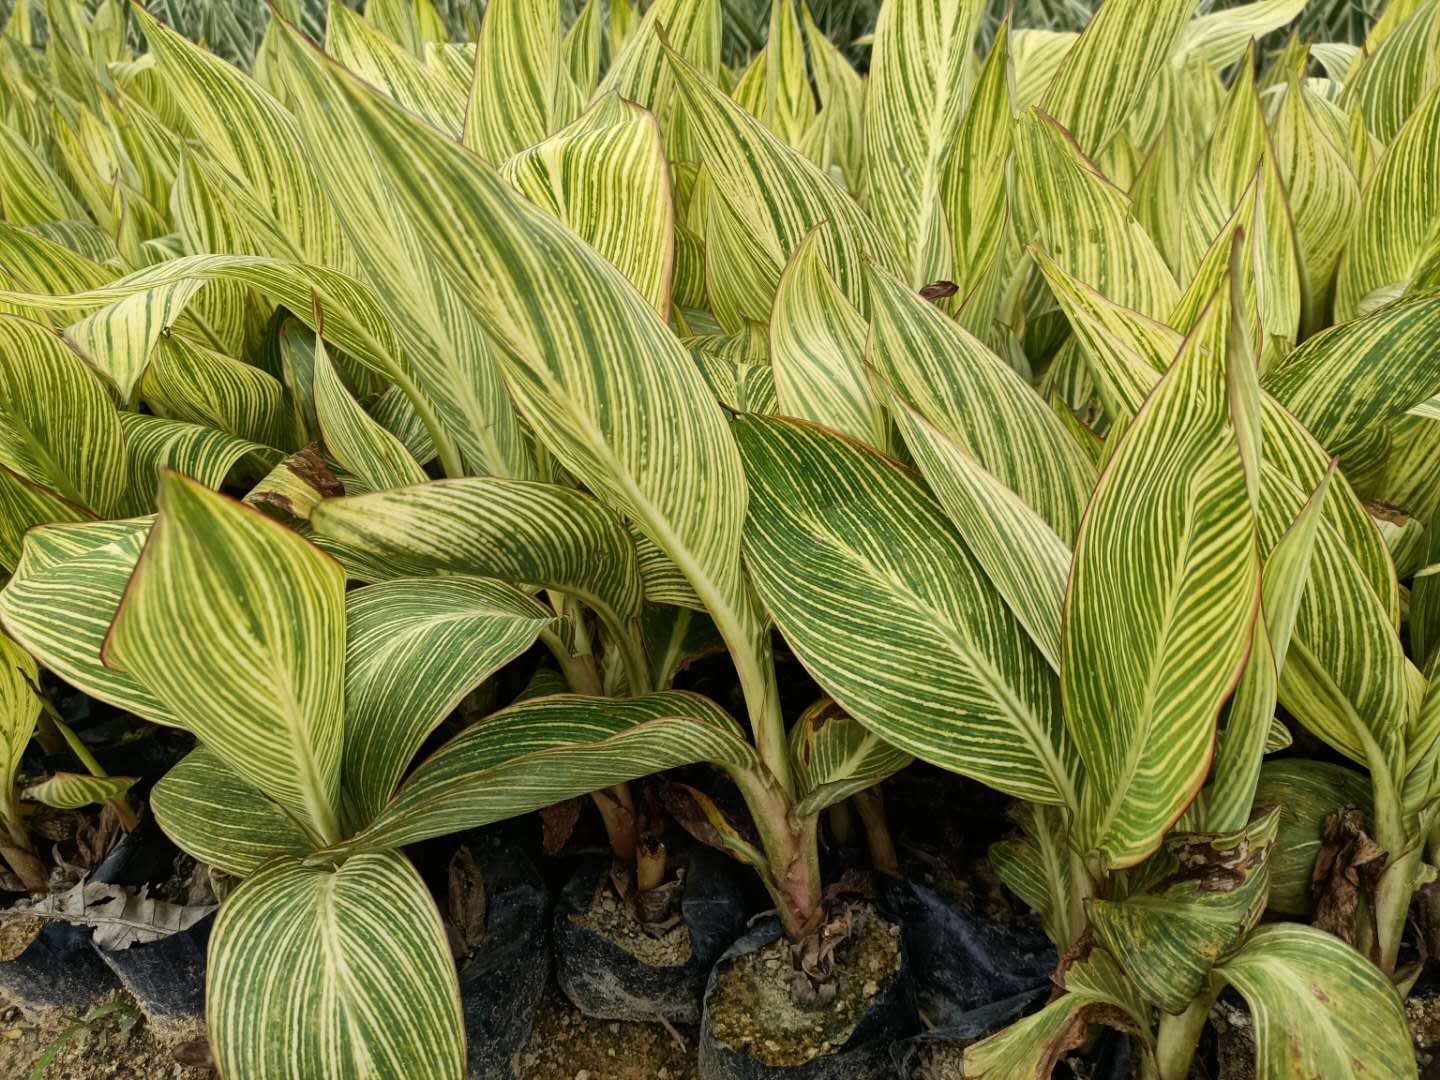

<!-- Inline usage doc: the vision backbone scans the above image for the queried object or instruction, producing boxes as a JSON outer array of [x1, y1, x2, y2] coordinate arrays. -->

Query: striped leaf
[[1063, 287, 1260, 870], [594, 0, 722, 145], [463, 0, 561, 163], [789, 698, 912, 817], [131, 5, 351, 269], [940, 22, 1013, 330], [768, 227, 886, 449], [665, 39, 900, 320], [989, 803, 1075, 947], [143, 334, 286, 449], [0, 123, 84, 226], [208, 850, 464, 1080], [735, 415, 1079, 807], [326, 1, 463, 135], [1339, 0, 1439, 146], [331, 692, 760, 855], [0, 313, 126, 517], [1206, 467, 1332, 832], [1253, 758, 1372, 915], [1270, 73, 1362, 335], [1215, 924, 1416, 1080], [0, 518, 179, 725], [499, 93, 673, 316], [1, 630, 40, 825], [1174, 0, 1308, 70], [312, 331, 427, 492], [104, 474, 345, 846], [1336, 83, 1440, 320], [867, 265, 1095, 542], [115, 413, 276, 519], [309, 478, 642, 641], [21, 772, 137, 810], [0, 222, 117, 307], [1262, 296, 1440, 459], [800, 4, 865, 190], [1089, 812, 1278, 1013], [888, 396, 1070, 672], [962, 949, 1152, 1076], [63, 279, 207, 403], [1015, 110, 1180, 325], [152, 746, 315, 878], [863, 0, 984, 286], [273, 25, 536, 480], [1039, 0, 1197, 159], [0, 468, 92, 573], [341, 577, 557, 830], [273, 33, 779, 756]]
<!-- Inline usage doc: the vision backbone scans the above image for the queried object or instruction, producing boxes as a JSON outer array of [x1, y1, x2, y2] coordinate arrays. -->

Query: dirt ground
[[0, 993, 214, 1079], [513, 984, 697, 1079]]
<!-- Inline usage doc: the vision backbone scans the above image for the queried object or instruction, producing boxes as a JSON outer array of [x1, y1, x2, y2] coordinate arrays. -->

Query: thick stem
[[539, 628, 605, 696], [728, 764, 823, 939], [853, 787, 899, 877], [731, 629, 792, 798], [636, 835, 667, 893], [1373, 841, 1420, 974], [591, 786, 638, 862], [827, 800, 855, 848], [1154, 989, 1219, 1080], [1068, 847, 1097, 947]]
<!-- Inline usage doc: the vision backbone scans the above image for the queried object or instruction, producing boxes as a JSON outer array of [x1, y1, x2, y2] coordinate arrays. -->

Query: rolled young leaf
[[788, 698, 912, 817], [104, 473, 346, 846], [21, 773, 137, 810], [207, 850, 464, 1080]]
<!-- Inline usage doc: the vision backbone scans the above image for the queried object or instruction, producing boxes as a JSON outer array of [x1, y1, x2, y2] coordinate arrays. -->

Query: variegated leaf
[[735, 415, 1079, 807], [21, 772, 136, 810], [208, 851, 464, 1080], [104, 474, 345, 846], [789, 698, 912, 817]]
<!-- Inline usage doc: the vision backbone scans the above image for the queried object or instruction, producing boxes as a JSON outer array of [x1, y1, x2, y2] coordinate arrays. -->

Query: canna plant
[[1, 0, 1439, 1076]]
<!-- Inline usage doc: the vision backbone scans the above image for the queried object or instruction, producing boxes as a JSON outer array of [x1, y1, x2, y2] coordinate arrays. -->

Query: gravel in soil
[[0, 915, 42, 961], [707, 905, 902, 1068], [0, 992, 214, 1079], [1409, 993, 1440, 1078], [913, 1042, 965, 1079], [571, 884, 693, 968], [513, 984, 696, 1079]]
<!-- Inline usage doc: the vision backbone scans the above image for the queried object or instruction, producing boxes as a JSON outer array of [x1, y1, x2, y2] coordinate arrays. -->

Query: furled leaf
[[736, 415, 1079, 806], [989, 803, 1075, 947], [0, 631, 40, 824], [1174, 0, 1307, 70], [1253, 758, 1372, 915], [767, 227, 885, 449], [868, 265, 1095, 542], [341, 577, 557, 830], [1336, 83, 1440, 320], [312, 332, 427, 492], [463, 0, 560, 163], [104, 474, 345, 846], [208, 851, 464, 1080], [499, 93, 673, 316], [115, 413, 276, 519], [0, 313, 126, 517], [1039, 0, 1197, 159]]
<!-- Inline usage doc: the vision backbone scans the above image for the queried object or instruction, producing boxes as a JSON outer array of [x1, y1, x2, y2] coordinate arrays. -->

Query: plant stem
[[36, 702, 140, 832], [728, 764, 823, 939], [1067, 846, 1096, 947], [388, 365, 465, 479], [591, 785, 638, 861], [1154, 987, 1219, 1080], [1373, 841, 1420, 974], [853, 787, 899, 877], [539, 628, 605, 696]]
